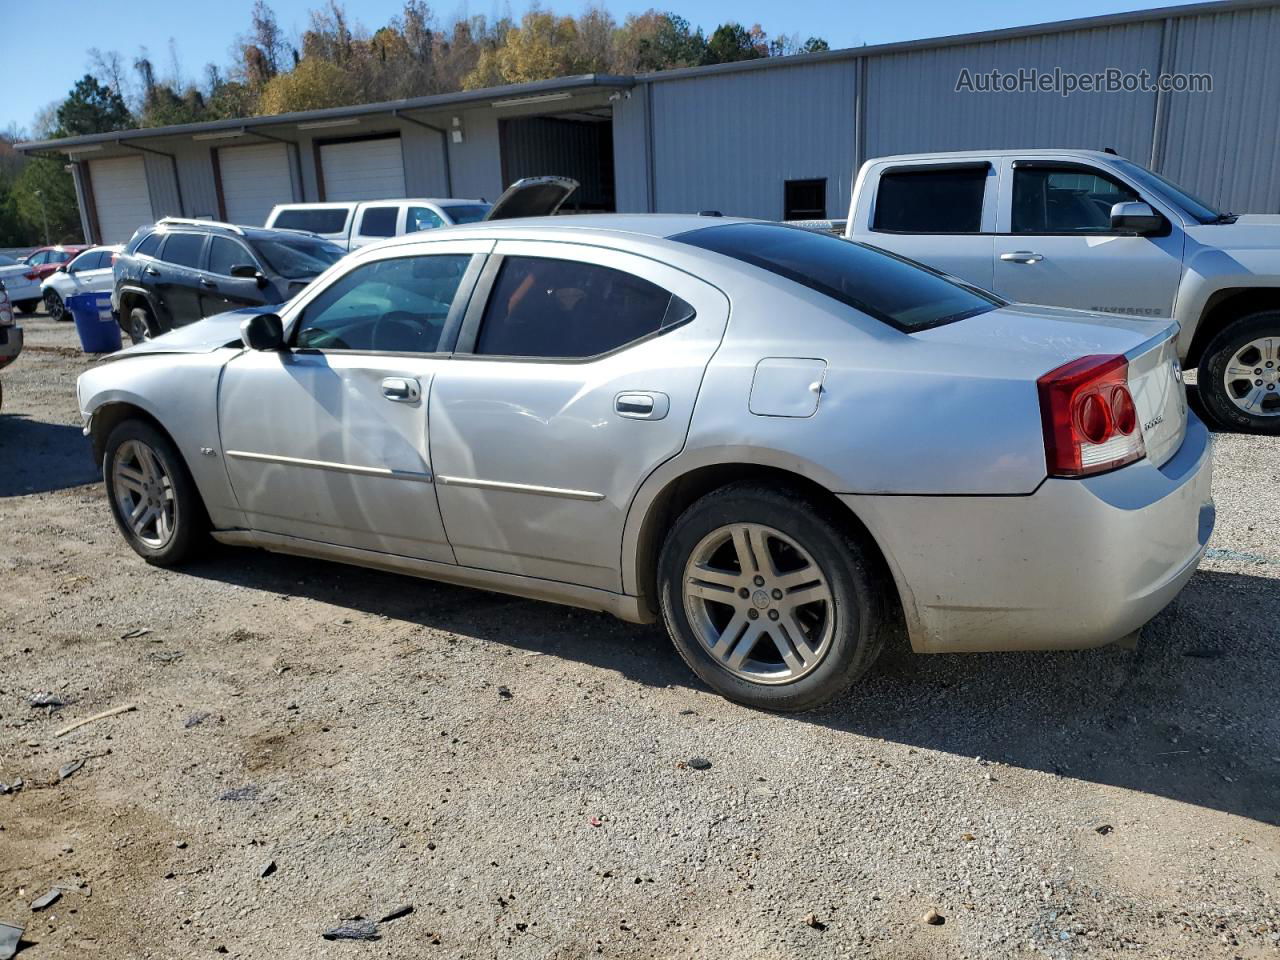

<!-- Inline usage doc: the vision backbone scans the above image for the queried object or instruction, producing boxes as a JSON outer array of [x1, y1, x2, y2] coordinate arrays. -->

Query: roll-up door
[[88, 156, 153, 242], [218, 142, 294, 226], [319, 136, 406, 201]]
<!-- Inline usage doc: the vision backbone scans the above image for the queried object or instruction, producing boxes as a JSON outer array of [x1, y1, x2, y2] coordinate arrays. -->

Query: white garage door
[[320, 136, 406, 201], [89, 156, 153, 243], [219, 143, 293, 226]]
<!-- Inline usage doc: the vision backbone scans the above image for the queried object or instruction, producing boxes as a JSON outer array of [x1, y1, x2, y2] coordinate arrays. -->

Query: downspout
[[392, 109, 454, 197], [116, 140, 185, 216]]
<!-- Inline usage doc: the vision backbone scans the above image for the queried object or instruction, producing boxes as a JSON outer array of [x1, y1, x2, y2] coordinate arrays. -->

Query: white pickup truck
[[842, 149, 1280, 433], [265, 197, 492, 251]]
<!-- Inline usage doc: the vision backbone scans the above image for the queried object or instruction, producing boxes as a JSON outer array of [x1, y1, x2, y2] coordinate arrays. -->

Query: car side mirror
[[231, 263, 269, 288], [57, 264, 69, 274], [1110, 201, 1163, 235], [241, 312, 284, 351]]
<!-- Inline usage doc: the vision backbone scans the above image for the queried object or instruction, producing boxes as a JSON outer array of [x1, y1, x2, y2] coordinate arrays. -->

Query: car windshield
[[674, 222, 1001, 332], [1112, 158, 1226, 223], [443, 204, 491, 224], [249, 235, 344, 280]]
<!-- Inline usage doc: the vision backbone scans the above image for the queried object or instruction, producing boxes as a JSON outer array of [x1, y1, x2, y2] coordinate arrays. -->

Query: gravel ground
[[1, 310, 1278, 959]]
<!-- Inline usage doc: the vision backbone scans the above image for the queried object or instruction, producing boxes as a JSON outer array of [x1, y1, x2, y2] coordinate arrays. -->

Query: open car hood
[[483, 177, 579, 221]]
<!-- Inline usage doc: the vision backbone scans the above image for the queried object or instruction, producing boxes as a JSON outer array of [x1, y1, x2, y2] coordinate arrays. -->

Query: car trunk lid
[[483, 177, 579, 221], [1125, 328, 1186, 468]]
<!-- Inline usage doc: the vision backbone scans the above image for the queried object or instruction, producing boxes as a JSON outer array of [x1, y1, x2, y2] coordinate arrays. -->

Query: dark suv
[[113, 218, 345, 343]]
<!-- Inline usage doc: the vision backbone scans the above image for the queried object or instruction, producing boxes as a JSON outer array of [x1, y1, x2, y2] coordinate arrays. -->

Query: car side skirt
[[210, 529, 656, 624]]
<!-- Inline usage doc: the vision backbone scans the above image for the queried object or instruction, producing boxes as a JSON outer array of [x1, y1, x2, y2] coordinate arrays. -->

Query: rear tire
[[14, 299, 39, 314], [657, 483, 889, 712], [1198, 311, 1280, 433], [43, 289, 67, 321], [126, 306, 154, 345], [103, 419, 207, 566]]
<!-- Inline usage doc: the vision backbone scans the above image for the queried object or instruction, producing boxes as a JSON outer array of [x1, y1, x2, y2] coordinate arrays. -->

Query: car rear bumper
[[2, 278, 40, 303], [841, 411, 1214, 653], [0, 324, 24, 367]]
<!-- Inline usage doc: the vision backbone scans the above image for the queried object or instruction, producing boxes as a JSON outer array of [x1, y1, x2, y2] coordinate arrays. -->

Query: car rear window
[[160, 233, 205, 269], [272, 208, 350, 234], [673, 222, 1001, 332]]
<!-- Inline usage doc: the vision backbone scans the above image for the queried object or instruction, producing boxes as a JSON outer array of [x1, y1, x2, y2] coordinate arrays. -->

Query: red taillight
[[24, 271, 37, 281], [1038, 354, 1146, 478]]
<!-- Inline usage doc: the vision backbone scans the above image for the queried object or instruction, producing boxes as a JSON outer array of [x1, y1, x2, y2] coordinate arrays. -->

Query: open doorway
[[498, 110, 615, 212]]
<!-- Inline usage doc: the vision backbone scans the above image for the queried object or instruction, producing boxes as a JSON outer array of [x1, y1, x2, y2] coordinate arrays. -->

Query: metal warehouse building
[[18, 0, 1280, 244]]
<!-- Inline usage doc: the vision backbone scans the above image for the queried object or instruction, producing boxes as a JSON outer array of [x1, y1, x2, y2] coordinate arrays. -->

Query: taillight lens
[[1038, 354, 1145, 477], [24, 271, 37, 281]]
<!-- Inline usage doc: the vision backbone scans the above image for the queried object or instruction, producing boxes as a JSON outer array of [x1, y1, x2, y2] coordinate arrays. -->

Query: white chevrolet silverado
[[843, 149, 1280, 433]]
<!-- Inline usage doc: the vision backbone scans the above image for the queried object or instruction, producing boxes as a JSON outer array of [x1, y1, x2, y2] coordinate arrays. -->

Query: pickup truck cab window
[[272, 208, 350, 235], [873, 166, 988, 234], [359, 206, 398, 238], [1011, 164, 1142, 234]]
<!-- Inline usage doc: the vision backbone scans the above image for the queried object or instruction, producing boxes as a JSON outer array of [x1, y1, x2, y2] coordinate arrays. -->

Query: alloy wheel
[[1223, 337, 1280, 417], [681, 523, 835, 684], [43, 290, 65, 321], [112, 439, 176, 548]]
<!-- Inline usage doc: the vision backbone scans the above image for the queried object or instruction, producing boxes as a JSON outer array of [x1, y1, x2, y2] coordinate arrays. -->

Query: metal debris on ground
[[30, 890, 60, 911], [379, 904, 413, 923], [29, 693, 67, 709], [58, 759, 85, 781], [322, 920, 380, 941]]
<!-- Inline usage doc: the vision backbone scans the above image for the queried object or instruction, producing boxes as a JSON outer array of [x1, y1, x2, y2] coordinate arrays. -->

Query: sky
[[0, 0, 1207, 133]]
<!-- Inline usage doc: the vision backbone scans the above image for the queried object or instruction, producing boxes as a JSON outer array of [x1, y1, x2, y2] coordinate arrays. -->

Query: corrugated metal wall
[[612, 86, 651, 212], [863, 22, 1164, 161], [647, 60, 858, 219], [1159, 5, 1280, 213]]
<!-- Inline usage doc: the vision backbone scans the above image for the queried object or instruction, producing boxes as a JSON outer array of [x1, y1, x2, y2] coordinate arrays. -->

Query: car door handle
[[381, 377, 420, 402], [615, 392, 669, 420], [144, 266, 161, 276], [999, 251, 1044, 264], [199, 278, 216, 288]]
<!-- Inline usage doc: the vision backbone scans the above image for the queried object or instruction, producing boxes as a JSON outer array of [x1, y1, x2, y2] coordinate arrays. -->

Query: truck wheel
[[1198, 311, 1280, 433], [657, 483, 890, 712], [127, 307, 154, 345]]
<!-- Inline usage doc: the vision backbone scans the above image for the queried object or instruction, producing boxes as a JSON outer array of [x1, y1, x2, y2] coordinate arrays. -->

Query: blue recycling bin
[[67, 292, 122, 354]]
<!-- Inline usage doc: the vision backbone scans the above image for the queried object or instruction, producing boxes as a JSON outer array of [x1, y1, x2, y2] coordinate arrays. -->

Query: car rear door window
[[873, 166, 988, 233], [135, 233, 162, 257], [359, 206, 398, 238], [475, 256, 694, 359], [208, 236, 252, 276], [295, 254, 472, 353], [160, 233, 206, 269], [1011, 165, 1141, 234]]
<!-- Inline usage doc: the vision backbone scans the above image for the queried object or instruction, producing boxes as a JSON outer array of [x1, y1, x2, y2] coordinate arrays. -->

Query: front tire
[[126, 306, 154, 345], [1198, 311, 1280, 433], [657, 484, 889, 712], [103, 420, 207, 565], [43, 289, 67, 321]]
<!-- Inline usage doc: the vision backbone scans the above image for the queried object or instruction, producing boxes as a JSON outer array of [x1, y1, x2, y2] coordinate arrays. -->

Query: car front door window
[[295, 254, 473, 354], [407, 207, 446, 233], [1011, 166, 1141, 234]]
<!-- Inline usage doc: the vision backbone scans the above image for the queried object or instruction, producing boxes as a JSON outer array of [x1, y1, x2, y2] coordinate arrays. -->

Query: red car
[[22, 244, 90, 282]]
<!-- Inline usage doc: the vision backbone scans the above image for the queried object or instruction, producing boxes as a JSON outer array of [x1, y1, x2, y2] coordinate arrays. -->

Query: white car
[[41, 245, 122, 321], [0, 255, 41, 312]]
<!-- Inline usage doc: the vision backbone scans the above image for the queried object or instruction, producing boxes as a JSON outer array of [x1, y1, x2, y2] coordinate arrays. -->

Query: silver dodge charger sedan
[[76, 214, 1214, 710]]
